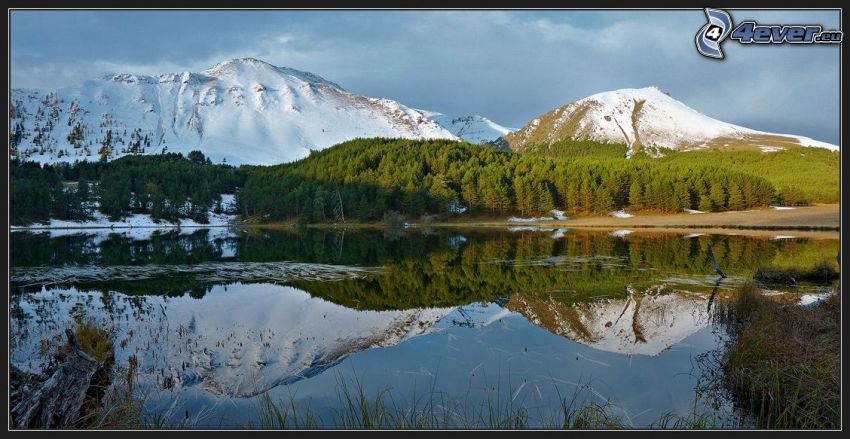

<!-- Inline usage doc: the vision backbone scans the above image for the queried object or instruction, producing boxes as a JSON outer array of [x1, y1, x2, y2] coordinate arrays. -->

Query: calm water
[[9, 226, 838, 428]]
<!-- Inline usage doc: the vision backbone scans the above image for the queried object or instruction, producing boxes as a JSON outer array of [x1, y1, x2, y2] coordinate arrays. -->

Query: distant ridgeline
[[10, 137, 839, 225]]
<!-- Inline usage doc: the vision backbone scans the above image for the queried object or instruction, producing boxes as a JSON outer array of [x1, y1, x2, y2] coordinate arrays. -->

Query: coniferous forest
[[10, 137, 839, 225]]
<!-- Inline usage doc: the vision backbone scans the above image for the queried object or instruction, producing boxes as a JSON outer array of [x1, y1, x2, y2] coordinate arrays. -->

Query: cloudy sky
[[10, 10, 841, 144]]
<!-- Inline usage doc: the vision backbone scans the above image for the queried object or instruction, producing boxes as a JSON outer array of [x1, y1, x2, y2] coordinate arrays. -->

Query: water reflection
[[11, 284, 452, 398], [9, 227, 838, 427], [507, 286, 718, 356]]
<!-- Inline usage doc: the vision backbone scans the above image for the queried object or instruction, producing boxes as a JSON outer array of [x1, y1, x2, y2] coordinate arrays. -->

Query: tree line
[[13, 137, 831, 226], [237, 138, 777, 222], [10, 152, 245, 225]]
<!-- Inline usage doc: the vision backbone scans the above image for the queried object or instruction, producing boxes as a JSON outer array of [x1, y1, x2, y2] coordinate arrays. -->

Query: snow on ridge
[[576, 87, 758, 151], [201, 57, 344, 90], [10, 58, 458, 165], [513, 85, 838, 153], [427, 112, 514, 144], [785, 134, 838, 151]]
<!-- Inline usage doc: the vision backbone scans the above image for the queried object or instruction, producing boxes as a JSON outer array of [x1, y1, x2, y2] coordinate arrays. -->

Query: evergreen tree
[[594, 185, 614, 213], [628, 180, 644, 210], [727, 182, 744, 211], [709, 182, 727, 211]]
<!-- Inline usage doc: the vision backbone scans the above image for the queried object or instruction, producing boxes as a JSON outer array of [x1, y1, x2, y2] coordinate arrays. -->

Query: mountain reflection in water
[[9, 227, 836, 426]]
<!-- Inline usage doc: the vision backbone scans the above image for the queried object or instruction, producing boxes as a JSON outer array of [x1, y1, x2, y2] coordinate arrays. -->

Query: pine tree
[[628, 180, 644, 210], [709, 182, 727, 211], [727, 182, 744, 210], [698, 194, 713, 212], [594, 185, 614, 213], [673, 183, 691, 212]]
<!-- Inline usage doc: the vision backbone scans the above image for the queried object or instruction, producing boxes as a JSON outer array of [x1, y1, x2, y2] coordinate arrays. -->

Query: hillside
[[424, 112, 513, 144], [9, 58, 459, 165], [504, 87, 838, 157]]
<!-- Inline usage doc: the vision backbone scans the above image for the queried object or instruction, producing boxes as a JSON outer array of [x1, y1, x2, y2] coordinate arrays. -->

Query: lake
[[9, 226, 838, 428]]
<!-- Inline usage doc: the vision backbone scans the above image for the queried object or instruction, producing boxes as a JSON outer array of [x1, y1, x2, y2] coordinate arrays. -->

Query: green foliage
[[522, 138, 629, 159], [654, 147, 838, 204], [10, 154, 246, 225], [237, 138, 779, 223], [12, 138, 836, 226], [14, 228, 837, 312]]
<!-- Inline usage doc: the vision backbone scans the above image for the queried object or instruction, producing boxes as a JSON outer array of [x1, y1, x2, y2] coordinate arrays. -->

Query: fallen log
[[10, 328, 108, 429]]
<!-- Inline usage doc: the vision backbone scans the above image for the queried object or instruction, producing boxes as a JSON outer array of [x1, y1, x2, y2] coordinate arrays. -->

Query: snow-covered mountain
[[9, 58, 459, 165], [425, 112, 514, 144], [504, 86, 838, 157]]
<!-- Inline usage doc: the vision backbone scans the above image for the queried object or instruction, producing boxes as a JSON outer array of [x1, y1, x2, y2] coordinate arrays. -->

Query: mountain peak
[[204, 57, 275, 72], [504, 87, 838, 155], [202, 57, 343, 90], [582, 86, 673, 104], [10, 58, 457, 165]]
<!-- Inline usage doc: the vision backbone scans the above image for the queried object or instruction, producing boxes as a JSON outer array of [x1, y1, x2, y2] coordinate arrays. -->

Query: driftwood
[[10, 328, 106, 429]]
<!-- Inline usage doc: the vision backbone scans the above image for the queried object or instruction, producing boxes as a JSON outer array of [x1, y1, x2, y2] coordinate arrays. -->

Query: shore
[[11, 204, 840, 239], [550, 204, 839, 229]]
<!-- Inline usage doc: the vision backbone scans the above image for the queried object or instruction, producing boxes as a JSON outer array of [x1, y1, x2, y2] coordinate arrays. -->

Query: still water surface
[[9, 227, 837, 427]]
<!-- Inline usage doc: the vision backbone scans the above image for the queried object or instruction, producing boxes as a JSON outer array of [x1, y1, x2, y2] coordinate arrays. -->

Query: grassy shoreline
[[243, 203, 840, 232], [714, 280, 840, 429]]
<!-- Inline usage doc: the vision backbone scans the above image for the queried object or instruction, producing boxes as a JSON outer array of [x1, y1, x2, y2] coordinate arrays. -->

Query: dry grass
[[63, 318, 114, 364], [557, 204, 839, 229], [716, 281, 840, 428], [754, 259, 840, 284]]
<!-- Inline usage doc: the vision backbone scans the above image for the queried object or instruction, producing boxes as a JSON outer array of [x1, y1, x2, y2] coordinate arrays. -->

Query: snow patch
[[11, 193, 238, 240], [550, 209, 568, 221], [770, 205, 796, 210], [426, 113, 513, 144], [609, 209, 635, 218], [799, 293, 833, 306], [609, 229, 634, 237], [771, 235, 797, 240], [682, 208, 705, 214], [447, 199, 468, 214], [508, 226, 557, 232], [508, 209, 567, 223]]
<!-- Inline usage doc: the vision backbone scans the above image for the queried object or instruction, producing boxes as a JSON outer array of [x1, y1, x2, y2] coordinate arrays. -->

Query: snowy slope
[[505, 86, 838, 156], [10, 58, 458, 165], [425, 112, 513, 144]]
